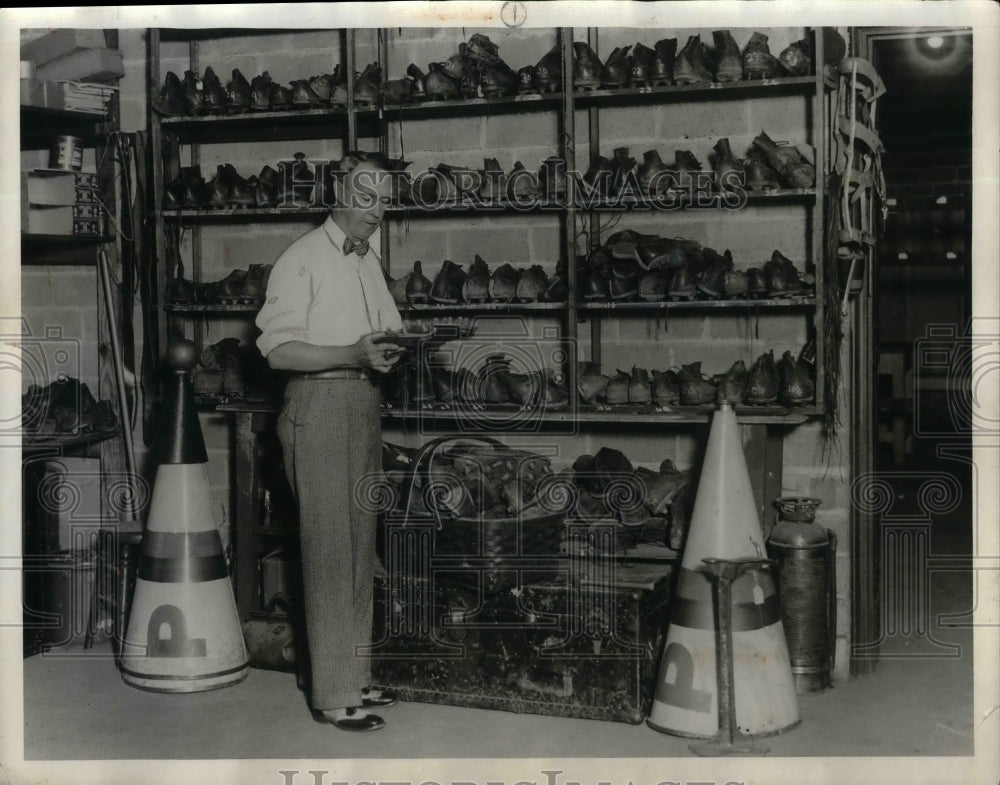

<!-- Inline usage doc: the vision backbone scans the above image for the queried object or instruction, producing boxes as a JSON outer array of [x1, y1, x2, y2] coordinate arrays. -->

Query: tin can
[[49, 135, 84, 171]]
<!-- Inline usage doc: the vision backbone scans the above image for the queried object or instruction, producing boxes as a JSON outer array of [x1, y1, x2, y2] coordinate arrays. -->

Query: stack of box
[[22, 169, 102, 236], [20, 29, 123, 114]]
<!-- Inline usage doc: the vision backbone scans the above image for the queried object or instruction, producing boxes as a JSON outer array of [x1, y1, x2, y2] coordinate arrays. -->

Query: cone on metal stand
[[120, 340, 248, 692], [647, 401, 799, 738]]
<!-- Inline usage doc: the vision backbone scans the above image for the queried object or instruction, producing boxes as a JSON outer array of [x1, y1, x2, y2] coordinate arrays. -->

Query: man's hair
[[331, 151, 393, 207]]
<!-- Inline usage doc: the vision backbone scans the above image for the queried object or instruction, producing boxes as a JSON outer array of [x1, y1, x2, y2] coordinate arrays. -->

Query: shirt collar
[[322, 214, 380, 263]]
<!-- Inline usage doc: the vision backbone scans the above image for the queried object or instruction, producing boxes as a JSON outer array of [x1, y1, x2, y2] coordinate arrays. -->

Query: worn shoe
[[309, 70, 337, 103], [601, 45, 632, 88], [224, 68, 252, 113], [387, 271, 411, 306], [578, 362, 611, 404], [539, 156, 567, 202], [744, 148, 783, 191], [612, 147, 638, 195], [639, 268, 669, 301], [506, 370, 541, 407], [507, 161, 538, 201], [541, 368, 570, 407], [697, 248, 733, 298], [652, 369, 681, 406], [779, 37, 813, 77], [515, 265, 548, 302], [153, 71, 185, 116], [713, 30, 743, 82], [426, 63, 461, 101], [610, 258, 640, 301], [752, 130, 815, 188], [716, 360, 748, 404], [383, 77, 413, 105], [356, 63, 382, 104], [291, 78, 323, 107], [746, 350, 780, 404], [668, 263, 698, 301], [628, 367, 652, 404], [674, 35, 714, 84], [742, 32, 782, 80], [636, 238, 671, 270], [406, 64, 428, 100], [765, 249, 807, 297], [678, 362, 717, 406], [712, 137, 745, 192], [249, 72, 272, 111], [254, 165, 279, 207], [582, 265, 611, 301], [462, 255, 491, 303], [181, 165, 210, 209], [573, 41, 604, 90], [516, 65, 537, 94], [269, 82, 293, 110], [604, 370, 631, 405], [674, 149, 709, 195], [479, 355, 513, 405], [406, 261, 433, 304], [201, 66, 226, 113], [746, 266, 768, 297], [779, 350, 815, 405], [182, 70, 204, 115], [637, 465, 689, 516], [652, 38, 678, 85], [322, 707, 385, 732], [638, 149, 672, 194], [489, 263, 520, 302], [207, 165, 230, 209], [723, 268, 749, 298], [431, 260, 466, 304], [629, 42, 656, 87], [535, 46, 562, 93], [541, 258, 570, 303], [361, 687, 399, 709], [482, 62, 518, 98], [225, 164, 255, 205]]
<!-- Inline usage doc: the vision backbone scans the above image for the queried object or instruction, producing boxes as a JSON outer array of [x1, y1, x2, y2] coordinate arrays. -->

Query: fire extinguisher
[[766, 496, 837, 693]]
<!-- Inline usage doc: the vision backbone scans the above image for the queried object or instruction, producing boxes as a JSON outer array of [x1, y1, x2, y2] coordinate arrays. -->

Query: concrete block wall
[[115, 26, 852, 671]]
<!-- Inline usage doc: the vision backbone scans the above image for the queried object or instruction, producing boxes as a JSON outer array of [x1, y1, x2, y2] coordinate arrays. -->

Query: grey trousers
[[276, 377, 380, 710]]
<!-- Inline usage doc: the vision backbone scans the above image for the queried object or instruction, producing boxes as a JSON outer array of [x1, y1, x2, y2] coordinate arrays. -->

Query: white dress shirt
[[256, 215, 403, 358]]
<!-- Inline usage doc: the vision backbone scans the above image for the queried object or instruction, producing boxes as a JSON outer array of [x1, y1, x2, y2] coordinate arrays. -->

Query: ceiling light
[[926, 36, 944, 49]]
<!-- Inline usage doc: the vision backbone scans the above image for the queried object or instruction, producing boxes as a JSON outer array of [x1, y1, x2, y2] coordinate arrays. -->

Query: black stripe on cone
[[670, 567, 781, 631], [156, 342, 208, 465], [137, 531, 229, 583]]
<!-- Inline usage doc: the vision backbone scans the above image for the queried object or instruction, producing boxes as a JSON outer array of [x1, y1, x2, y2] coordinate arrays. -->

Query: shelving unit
[[146, 26, 831, 617]]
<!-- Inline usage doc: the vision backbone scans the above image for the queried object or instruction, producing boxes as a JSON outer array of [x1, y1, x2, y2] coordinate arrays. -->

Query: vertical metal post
[[587, 27, 602, 368], [813, 26, 826, 413], [346, 29, 358, 150], [560, 28, 578, 419], [189, 39, 204, 351], [148, 29, 168, 376]]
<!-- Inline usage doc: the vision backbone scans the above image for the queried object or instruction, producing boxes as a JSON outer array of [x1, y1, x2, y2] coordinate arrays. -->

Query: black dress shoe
[[319, 707, 386, 732], [362, 687, 400, 708]]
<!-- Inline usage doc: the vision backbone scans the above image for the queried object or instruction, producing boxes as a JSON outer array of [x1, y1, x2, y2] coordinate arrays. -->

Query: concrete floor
[[21, 542, 973, 760]]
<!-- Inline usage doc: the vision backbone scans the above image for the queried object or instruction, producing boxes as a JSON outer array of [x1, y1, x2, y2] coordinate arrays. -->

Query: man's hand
[[356, 332, 404, 373]]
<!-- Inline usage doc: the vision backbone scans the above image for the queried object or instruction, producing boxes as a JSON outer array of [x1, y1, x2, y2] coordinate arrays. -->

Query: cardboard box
[[27, 171, 77, 205], [35, 48, 123, 83], [21, 29, 106, 67], [27, 205, 74, 235]]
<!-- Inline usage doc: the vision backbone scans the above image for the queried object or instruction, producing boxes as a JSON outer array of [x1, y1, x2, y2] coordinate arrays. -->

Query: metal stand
[[689, 556, 776, 756]]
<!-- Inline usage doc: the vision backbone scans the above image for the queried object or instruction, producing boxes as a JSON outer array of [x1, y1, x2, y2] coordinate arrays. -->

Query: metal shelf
[[376, 91, 563, 120], [21, 234, 112, 265], [398, 302, 565, 314], [157, 107, 366, 144], [21, 106, 111, 148], [578, 297, 816, 312], [162, 206, 329, 221], [574, 75, 817, 108], [168, 302, 262, 313]]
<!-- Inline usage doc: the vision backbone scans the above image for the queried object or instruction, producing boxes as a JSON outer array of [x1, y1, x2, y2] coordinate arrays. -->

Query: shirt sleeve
[[255, 253, 312, 358]]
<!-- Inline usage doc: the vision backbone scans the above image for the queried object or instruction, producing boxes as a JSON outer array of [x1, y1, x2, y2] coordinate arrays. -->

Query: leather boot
[[723, 268, 749, 298], [479, 355, 513, 405], [638, 149, 671, 194], [746, 350, 780, 404], [249, 72, 272, 111], [539, 156, 567, 201], [426, 62, 460, 101], [582, 265, 611, 301], [742, 32, 781, 80], [431, 367, 460, 405], [269, 82, 293, 110], [225, 68, 252, 112], [752, 130, 815, 188], [355, 63, 381, 104], [673, 35, 713, 84], [779, 37, 813, 77], [716, 360, 748, 404], [383, 77, 413, 105], [489, 263, 519, 302], [182, 70, 203, 115], [628, 367, 652, 404], [652, 38, 677, 85], [610, 258, 640, 301], [712, 30, 743, 82], [583, 155, 615, 197], [674, 149, 709, 195], [153, 71, 185, 116], [207, 165, 230, 209], [244, 262, 272, 301], [652, 369, 681, 406], [387, 271, 411, 306], [629, 42, 655, 87], [744, 148, 782, 191], [462, 255, 491, 303], [541, 369, 569, 407], [541, 257, 570, 303], [219, 269, 249, 300], [201, 66, 226, 113], [697, 248, 733, 298], [578, 362, 611, 404], [255, 165, 279, 207], [507, 161, 538, 201], [604, 370, 631, 405], [482, 61, 518, 98], [463, 33, 504, 67], [765, 249, 807, 297], [181, 165, 210, 208], [573, 41, 604, 90], [506, 370, 541, 408], [678, 362, 716, 406], [406, 260, 433, 304], [291, 78, 323, 107], [515, 265, 548, 302], [637, 238, 671, 270], [712, 137, 745, 192], [746, 267, 767, 297], [638, 268, 669, 301], [601, 45, 632, 87], [779, 350, 815, 405], [406, 64, 428, 100], [535, 46, 562, 93], [668, 263, 698, 301], [612, 147, 637, 195], [516, 65, 537, 94], [431, 259, 466, 304], [225, 164, 255, 206]]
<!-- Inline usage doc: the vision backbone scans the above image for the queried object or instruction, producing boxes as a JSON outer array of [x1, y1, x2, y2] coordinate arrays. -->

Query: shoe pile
[[164, 154, 319, 211], [579, 229, 813, 303], [152, 65, 384, 116], [387, 257, 564, 306], [21, 377, 118, 439], [393, 33, 520, 103], [191, 338, 281, 403], [396, 156, 574, 207], [170, 263, 272, 305]]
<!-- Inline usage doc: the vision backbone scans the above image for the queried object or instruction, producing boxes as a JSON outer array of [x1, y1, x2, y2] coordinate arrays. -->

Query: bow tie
[[343, 236, 370, 258]]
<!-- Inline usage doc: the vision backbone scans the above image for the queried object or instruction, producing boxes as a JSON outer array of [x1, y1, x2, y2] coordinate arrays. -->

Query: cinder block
[[747, 98, 810, 143], [809, 473, 852, 510], [405, 117, 483, 154], [50, 272, 95, 307], [20, 271, 53, 308], [485, 113, 558, 152], [833, 636, 850, 682], [657, 101, 749, 143], [447, 222, 532, 260], [598, 107, 659, 148]]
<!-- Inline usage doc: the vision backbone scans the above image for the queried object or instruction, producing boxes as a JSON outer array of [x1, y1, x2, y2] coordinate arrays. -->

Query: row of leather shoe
[[192, 338, 281, 402], [396, 157, 569, 205], [153, 65, 383, 116], [577, 349, 815, 408], [169, 263, 272, 305], [164, 155, 318, 210], [388, 258, 566, 305], [21, 377, 118, 438], [382, 353, 570, 411], [580, 230, 813, 302], [587, 132, 815, 198]]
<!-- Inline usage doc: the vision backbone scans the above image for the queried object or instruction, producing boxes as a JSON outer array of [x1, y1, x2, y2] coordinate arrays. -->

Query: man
[[256, 152, 404, 732]]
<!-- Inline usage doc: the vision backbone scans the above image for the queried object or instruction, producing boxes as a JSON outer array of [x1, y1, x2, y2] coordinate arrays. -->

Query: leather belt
[[292, 369, 370, 381]]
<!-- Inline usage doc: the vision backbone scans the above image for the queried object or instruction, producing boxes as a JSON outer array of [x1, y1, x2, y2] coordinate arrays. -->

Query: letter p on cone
[[647, 402, 799, 737]]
